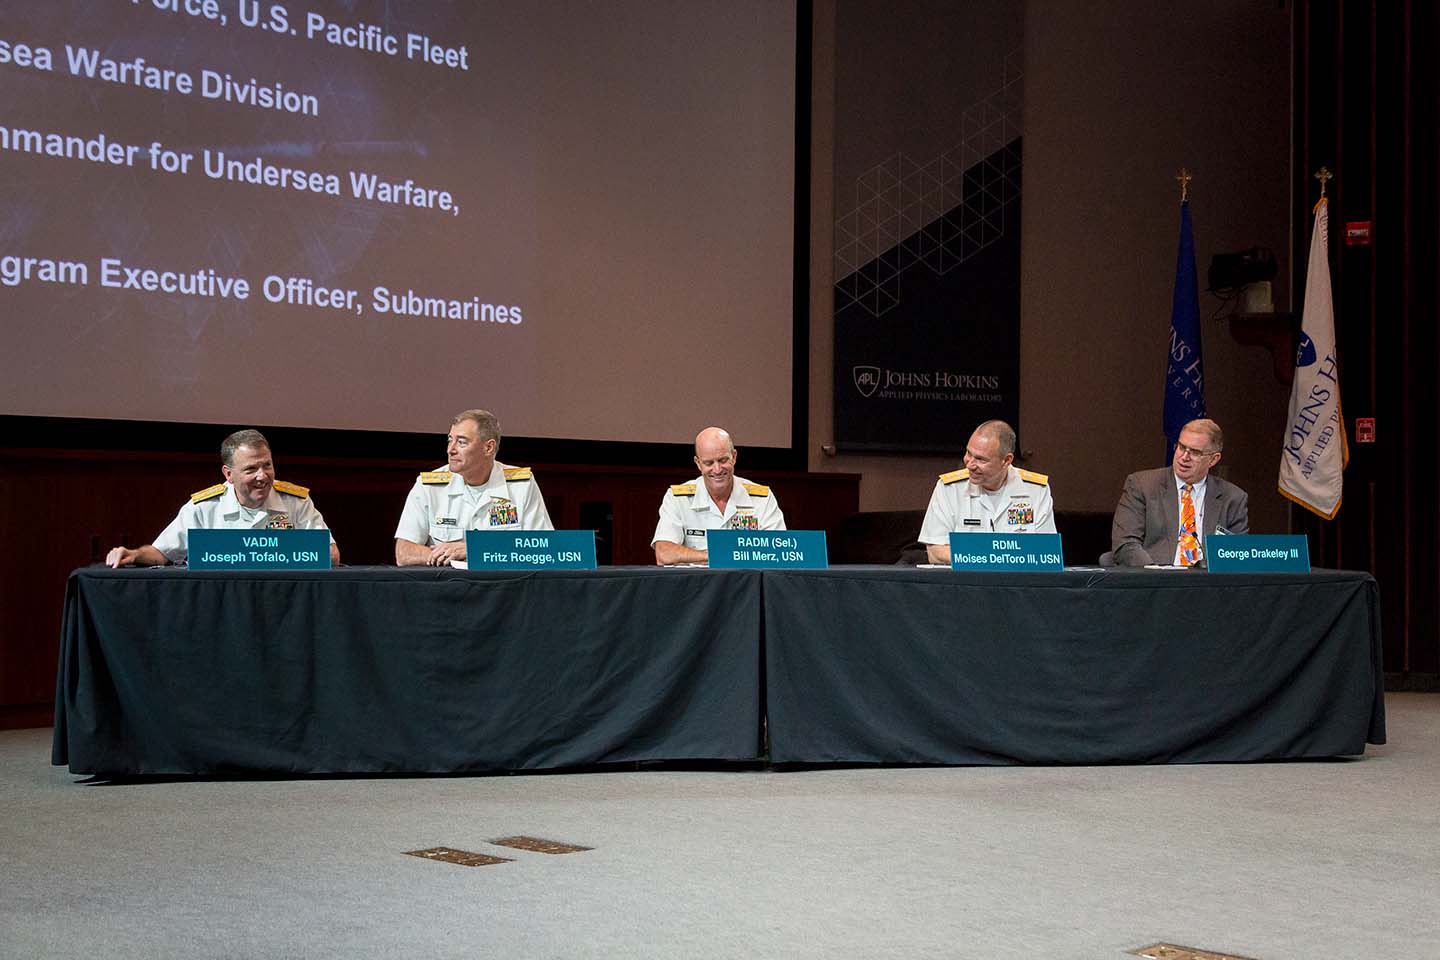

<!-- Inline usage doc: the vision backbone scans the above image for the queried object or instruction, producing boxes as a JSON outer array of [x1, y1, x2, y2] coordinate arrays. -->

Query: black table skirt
[[764, 568, 1385, 764], [53, 566, 1384, 775], [54, 566, 763, 775]]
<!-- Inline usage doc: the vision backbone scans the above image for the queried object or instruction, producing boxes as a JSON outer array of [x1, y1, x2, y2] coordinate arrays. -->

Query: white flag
[[1279, 197, 1347, 518]]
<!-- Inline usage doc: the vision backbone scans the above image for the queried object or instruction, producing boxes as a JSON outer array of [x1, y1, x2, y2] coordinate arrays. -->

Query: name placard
[[705, 530, 828, 569], [465, 530, 597, 569], [948, 532, 1064, 571], [188, 529, 331, 570], [1207, 534, 1310, 573]]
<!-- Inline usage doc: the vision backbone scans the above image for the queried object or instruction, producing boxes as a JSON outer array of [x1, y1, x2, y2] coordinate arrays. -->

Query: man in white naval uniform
[[652, 426, 786, 565], [105, 429, 339, 567], [394, 409, 553, 566], [919, 419, 1055, 564]]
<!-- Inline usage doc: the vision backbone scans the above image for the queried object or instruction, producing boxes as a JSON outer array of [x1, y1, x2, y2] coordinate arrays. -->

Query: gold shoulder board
[[272, 480, 310, 499], [939, 469, 969, 485], [190, 482, 226, 503], [502, 466, 533, 481], [419, 471, 453, 485], [1018, 469, 1049, 486], [742, 483, 770, 497], [670, 483, 697, 496]]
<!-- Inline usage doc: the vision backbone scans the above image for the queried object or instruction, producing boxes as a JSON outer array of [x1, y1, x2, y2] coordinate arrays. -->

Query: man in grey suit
[[1103, 418, 1249, 567]]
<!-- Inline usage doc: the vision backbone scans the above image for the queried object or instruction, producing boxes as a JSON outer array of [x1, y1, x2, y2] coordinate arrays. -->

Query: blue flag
[[1163, 199, 1204, 461]]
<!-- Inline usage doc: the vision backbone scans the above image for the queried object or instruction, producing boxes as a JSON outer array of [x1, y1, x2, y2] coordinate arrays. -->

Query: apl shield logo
[[853, 365, 881, 397], [1295, 334, 1317, 367]]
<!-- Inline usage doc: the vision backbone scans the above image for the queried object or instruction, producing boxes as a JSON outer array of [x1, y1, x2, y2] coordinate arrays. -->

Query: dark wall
[[809, 0, 1295, 531], [0, 450, 857, 726], [1293, 1, 1440, 684]]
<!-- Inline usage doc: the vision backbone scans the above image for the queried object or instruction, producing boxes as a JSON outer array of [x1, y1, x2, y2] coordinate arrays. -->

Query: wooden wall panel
[[1294, 0, 1440, 684]]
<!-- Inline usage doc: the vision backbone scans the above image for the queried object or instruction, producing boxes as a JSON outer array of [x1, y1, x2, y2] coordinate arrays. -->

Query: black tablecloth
[[763, 568, 1385, 764], [53, 566, 763, 775], [53, 566, 1385, 775]]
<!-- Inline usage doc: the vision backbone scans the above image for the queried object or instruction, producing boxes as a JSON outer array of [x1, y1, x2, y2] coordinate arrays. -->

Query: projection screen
[[0, 1, 797, 448]]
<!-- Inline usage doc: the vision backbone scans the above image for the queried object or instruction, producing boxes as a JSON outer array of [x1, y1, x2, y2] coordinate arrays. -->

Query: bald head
[[963, 420, 1017, 491], [972, 420, 1016, 457], [694, 427, 738, 501], [694, 427, 734, 457]]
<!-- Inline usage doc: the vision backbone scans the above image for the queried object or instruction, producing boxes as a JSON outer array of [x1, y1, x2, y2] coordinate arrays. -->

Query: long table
[[52, 566, 1385, 776]]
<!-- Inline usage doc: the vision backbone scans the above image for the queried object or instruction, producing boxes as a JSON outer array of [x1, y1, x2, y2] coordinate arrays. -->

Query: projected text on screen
[[0, 2, 796, 446]]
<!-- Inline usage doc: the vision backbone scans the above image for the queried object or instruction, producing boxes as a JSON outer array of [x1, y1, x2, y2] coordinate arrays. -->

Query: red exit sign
[[1355, 417, 1375, 442], [1345, 221, 1372, 245]]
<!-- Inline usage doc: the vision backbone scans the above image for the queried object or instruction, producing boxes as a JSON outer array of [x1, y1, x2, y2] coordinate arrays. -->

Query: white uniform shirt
[[651, 475, 786, 551], [393, 461, 553, 545], [918, 464, 1056, 543], [152, 481, 334, 563], [1170, 474, 1208, 565]]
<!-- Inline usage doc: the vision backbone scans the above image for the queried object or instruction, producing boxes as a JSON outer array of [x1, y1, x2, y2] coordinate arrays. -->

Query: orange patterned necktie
[[1178, 483, 1201, 567]]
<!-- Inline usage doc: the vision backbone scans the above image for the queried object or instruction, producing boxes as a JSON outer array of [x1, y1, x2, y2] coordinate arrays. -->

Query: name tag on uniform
[[706, 530, 828, 568], [188, 529, 331, 570], [1206, 534, 1310, 573], [465, 530, 597, 569], [948, 532, 1064, 571]]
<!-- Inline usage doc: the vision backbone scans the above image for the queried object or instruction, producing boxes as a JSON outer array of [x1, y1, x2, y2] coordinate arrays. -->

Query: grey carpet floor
[[3, 694, 1437, 960]]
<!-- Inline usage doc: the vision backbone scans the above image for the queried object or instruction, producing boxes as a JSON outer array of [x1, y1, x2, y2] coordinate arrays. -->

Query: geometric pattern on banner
[[835, 50, 1023, 317]]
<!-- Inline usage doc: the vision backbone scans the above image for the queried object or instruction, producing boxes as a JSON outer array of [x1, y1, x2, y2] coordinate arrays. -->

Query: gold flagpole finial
[[1175, 168, 1193, 203], [1315, 166, 1333, 198]]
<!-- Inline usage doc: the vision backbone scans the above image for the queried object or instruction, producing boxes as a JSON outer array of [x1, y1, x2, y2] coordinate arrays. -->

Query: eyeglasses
[[1175, 441, 1217, 460]]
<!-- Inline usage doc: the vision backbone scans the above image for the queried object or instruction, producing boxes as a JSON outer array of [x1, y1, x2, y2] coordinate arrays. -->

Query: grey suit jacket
[[1104, 467, 1249, 566]]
